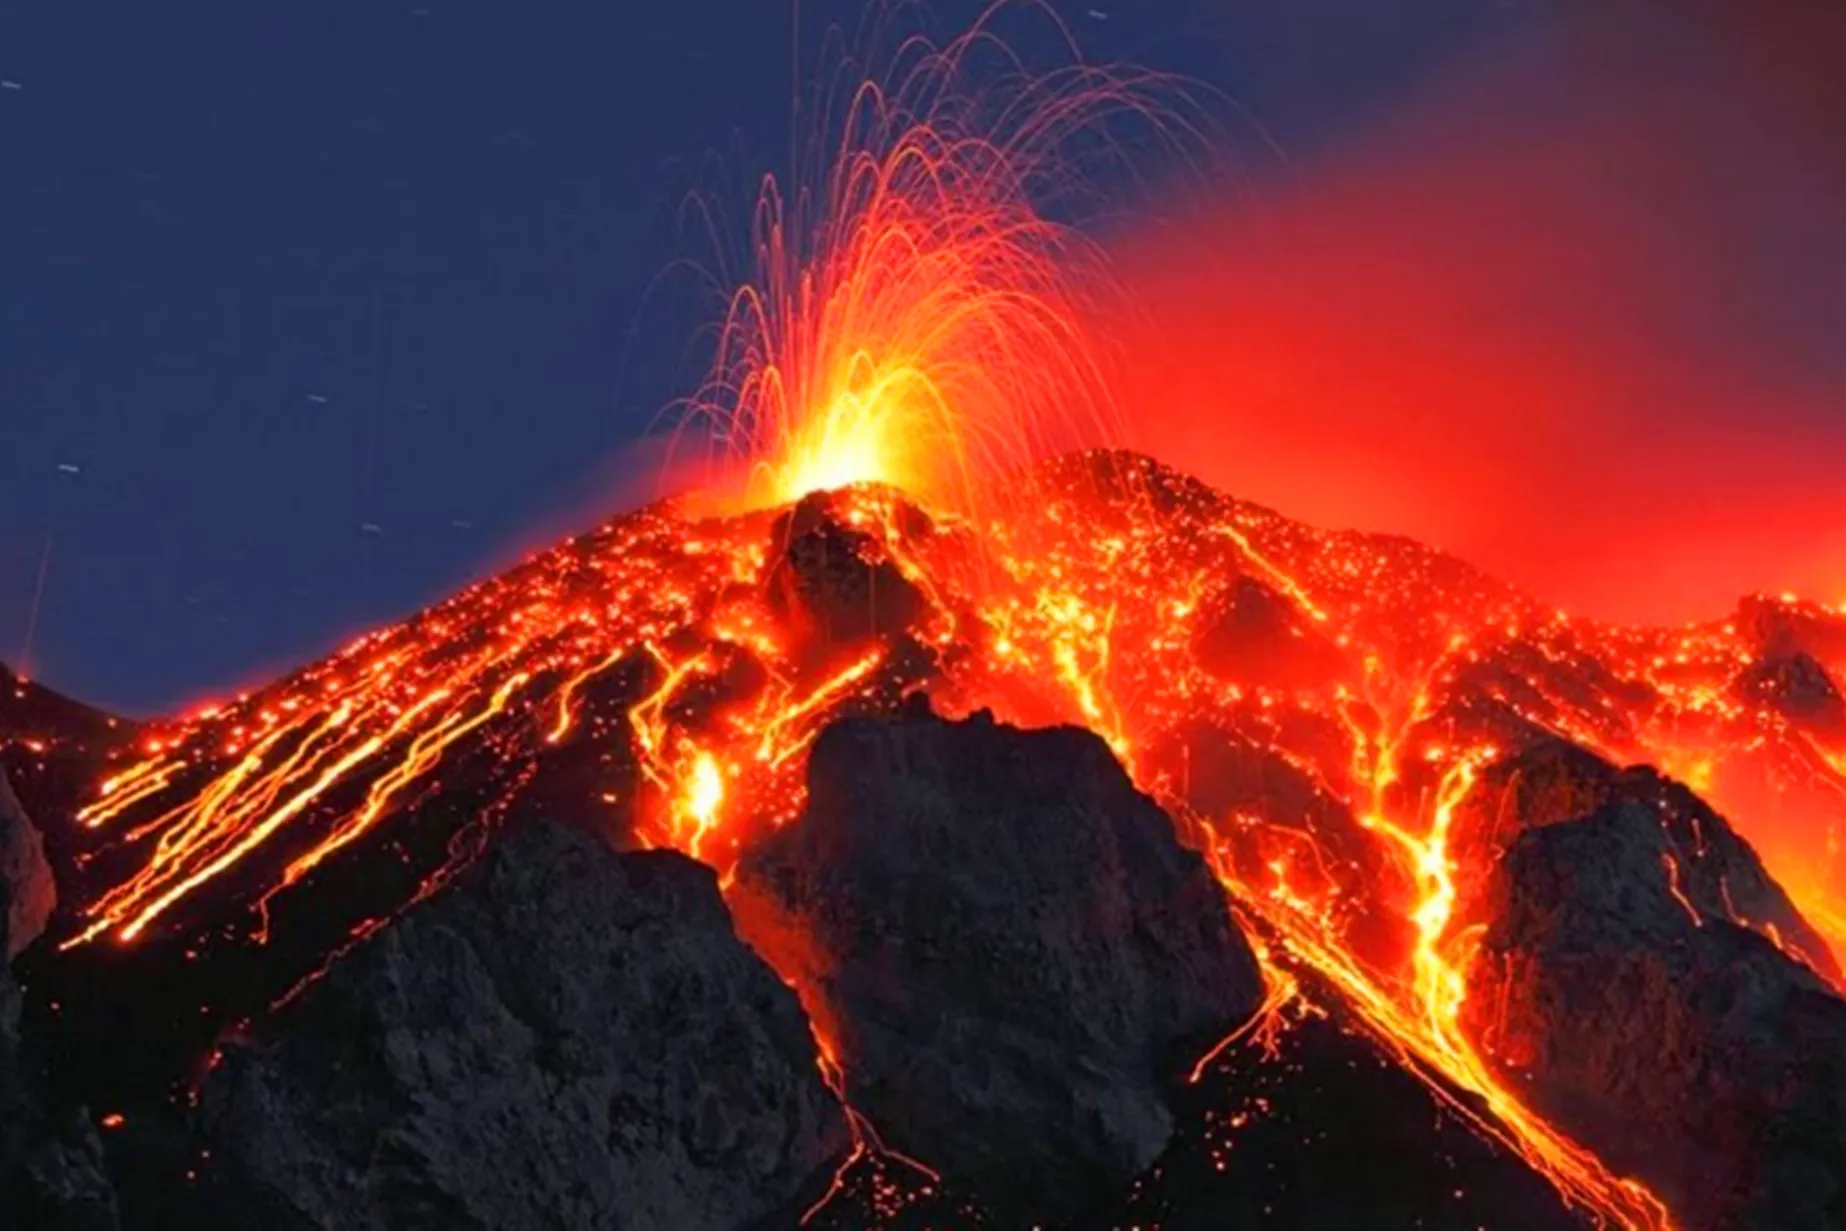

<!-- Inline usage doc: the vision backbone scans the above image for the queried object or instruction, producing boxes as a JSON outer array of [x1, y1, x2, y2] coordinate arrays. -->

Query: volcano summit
[[2, 449, 1843, 1229]]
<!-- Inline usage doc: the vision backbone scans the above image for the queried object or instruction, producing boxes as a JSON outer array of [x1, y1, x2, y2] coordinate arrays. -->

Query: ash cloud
[[1106, 0, 1846, 622]]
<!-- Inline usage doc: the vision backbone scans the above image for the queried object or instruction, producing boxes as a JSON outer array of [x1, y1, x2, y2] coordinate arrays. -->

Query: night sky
[[5, 1, 1836, 715]]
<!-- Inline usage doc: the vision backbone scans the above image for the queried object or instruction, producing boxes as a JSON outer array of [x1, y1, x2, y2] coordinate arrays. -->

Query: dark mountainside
[[3, 452, 1845, 1230]]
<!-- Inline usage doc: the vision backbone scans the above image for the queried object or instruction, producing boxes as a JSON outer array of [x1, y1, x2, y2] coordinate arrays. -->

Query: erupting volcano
[[4, 5, 1844, 1230]]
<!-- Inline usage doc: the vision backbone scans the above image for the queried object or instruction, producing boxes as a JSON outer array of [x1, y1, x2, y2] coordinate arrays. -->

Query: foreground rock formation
[[0, 768, 54, 959], [1452, 738, 1838, 980], [0, 777, 118, 1231], [1470, 799, 1846, 1230], [734, 705, 1265, 1223], [201, 819, 848, 1231]]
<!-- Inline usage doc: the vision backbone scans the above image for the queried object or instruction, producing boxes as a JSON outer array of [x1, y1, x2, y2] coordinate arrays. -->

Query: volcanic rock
[[1736, 595, 1846, 665], [1122, 1009, 1587, 1231], [4, 1109, 121, 1231], [1451, 738, 1837, 979], [733, 706, 1265, 1223], [1143, 720, 1414, 970], [0, 805, 119, 1231], [1467, 800, 1846, 1230], [199, 818, 849, 1231], [1735, 650, 1846, 735], [1192, 575, 1348, 690], [0, 767, 56, 957], [764, 490, 930, 654]]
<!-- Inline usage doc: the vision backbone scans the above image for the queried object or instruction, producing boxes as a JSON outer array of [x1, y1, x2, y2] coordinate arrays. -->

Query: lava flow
[[8, 5, 1846, 1230]]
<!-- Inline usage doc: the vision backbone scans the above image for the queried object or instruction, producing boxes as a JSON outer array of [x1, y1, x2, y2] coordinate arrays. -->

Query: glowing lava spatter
[[671, 1, 1193, 522]]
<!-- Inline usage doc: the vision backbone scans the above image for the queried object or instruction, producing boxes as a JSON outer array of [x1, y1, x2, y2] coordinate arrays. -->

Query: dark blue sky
[[0, 0, 1512, 714]]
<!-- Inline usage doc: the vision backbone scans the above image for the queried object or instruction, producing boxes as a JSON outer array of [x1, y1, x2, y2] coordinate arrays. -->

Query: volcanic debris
[[1735, 649, 1846, 736], [1452, 738, 1837, 980]]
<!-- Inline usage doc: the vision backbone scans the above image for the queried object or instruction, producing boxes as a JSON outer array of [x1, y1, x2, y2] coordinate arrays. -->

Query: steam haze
[[1108, 0, 1846, 622]]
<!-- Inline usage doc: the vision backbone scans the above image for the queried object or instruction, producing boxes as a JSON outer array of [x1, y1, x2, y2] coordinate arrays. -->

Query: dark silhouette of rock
[[733, 707, 1264, 1224], [1121, 1010, 1587, 1231], [764, 490, 930, 655], [0, 662, 124, 751], [200, 819, 849, 1231], [1192, 575, 1348, 690], [1467, 800, 1846, 1230], [1736, 650, 1846, 736], [1736, 595, 1846, 666], [0, 767, 55, 957], [1452, 738, 1838, 981], [6, 1109, 121, 1231], [1, 803, 119, 1231]]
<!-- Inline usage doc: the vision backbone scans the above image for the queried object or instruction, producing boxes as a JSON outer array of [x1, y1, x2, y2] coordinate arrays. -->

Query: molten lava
[[671, 2, 1189, 521], [12, 7, 1846, 1230]]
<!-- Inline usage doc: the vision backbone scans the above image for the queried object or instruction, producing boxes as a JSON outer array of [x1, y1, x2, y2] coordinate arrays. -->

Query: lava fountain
[[670, 0, 1191, 521]]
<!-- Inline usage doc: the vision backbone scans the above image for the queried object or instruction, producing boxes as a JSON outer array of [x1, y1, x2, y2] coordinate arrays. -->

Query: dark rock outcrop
[[200, 818, 849, 1231], [733, 707, 1264, 1223], [1736, 650, 1846, 736], [0, 767, 55, 958], [1192, 575, 1348, 690], [1468, 800, 1846, 1230], [764, 490, 930, 654], [1123, 1010, 1587, 1231], [1, 789, 119, 1231], [1736, 595, 1846, 667], [1452, 738, 1838, 980], [5, 1109, 121, 1231]]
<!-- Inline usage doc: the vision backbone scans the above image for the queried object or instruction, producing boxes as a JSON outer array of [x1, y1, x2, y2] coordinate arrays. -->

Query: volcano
[[3, 448, 1843, 1230]]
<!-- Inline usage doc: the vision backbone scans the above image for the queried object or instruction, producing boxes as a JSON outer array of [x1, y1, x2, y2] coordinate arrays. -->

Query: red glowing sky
[[1106, 0, 1846, 624]]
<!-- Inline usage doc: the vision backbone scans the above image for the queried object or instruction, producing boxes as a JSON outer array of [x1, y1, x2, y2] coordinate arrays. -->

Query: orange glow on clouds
[[1101, 0, 1846, 625]]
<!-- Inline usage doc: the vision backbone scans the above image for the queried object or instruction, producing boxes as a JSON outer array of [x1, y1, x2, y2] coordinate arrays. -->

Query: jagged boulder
[[1451, 738, 1838, 980], [1467, 800, 1846, 1230], [733, 706, 1265, 1223], [0, 767, 55, 957], [200, 819, 849, 1231], [1736, 596, 1846, 666]]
